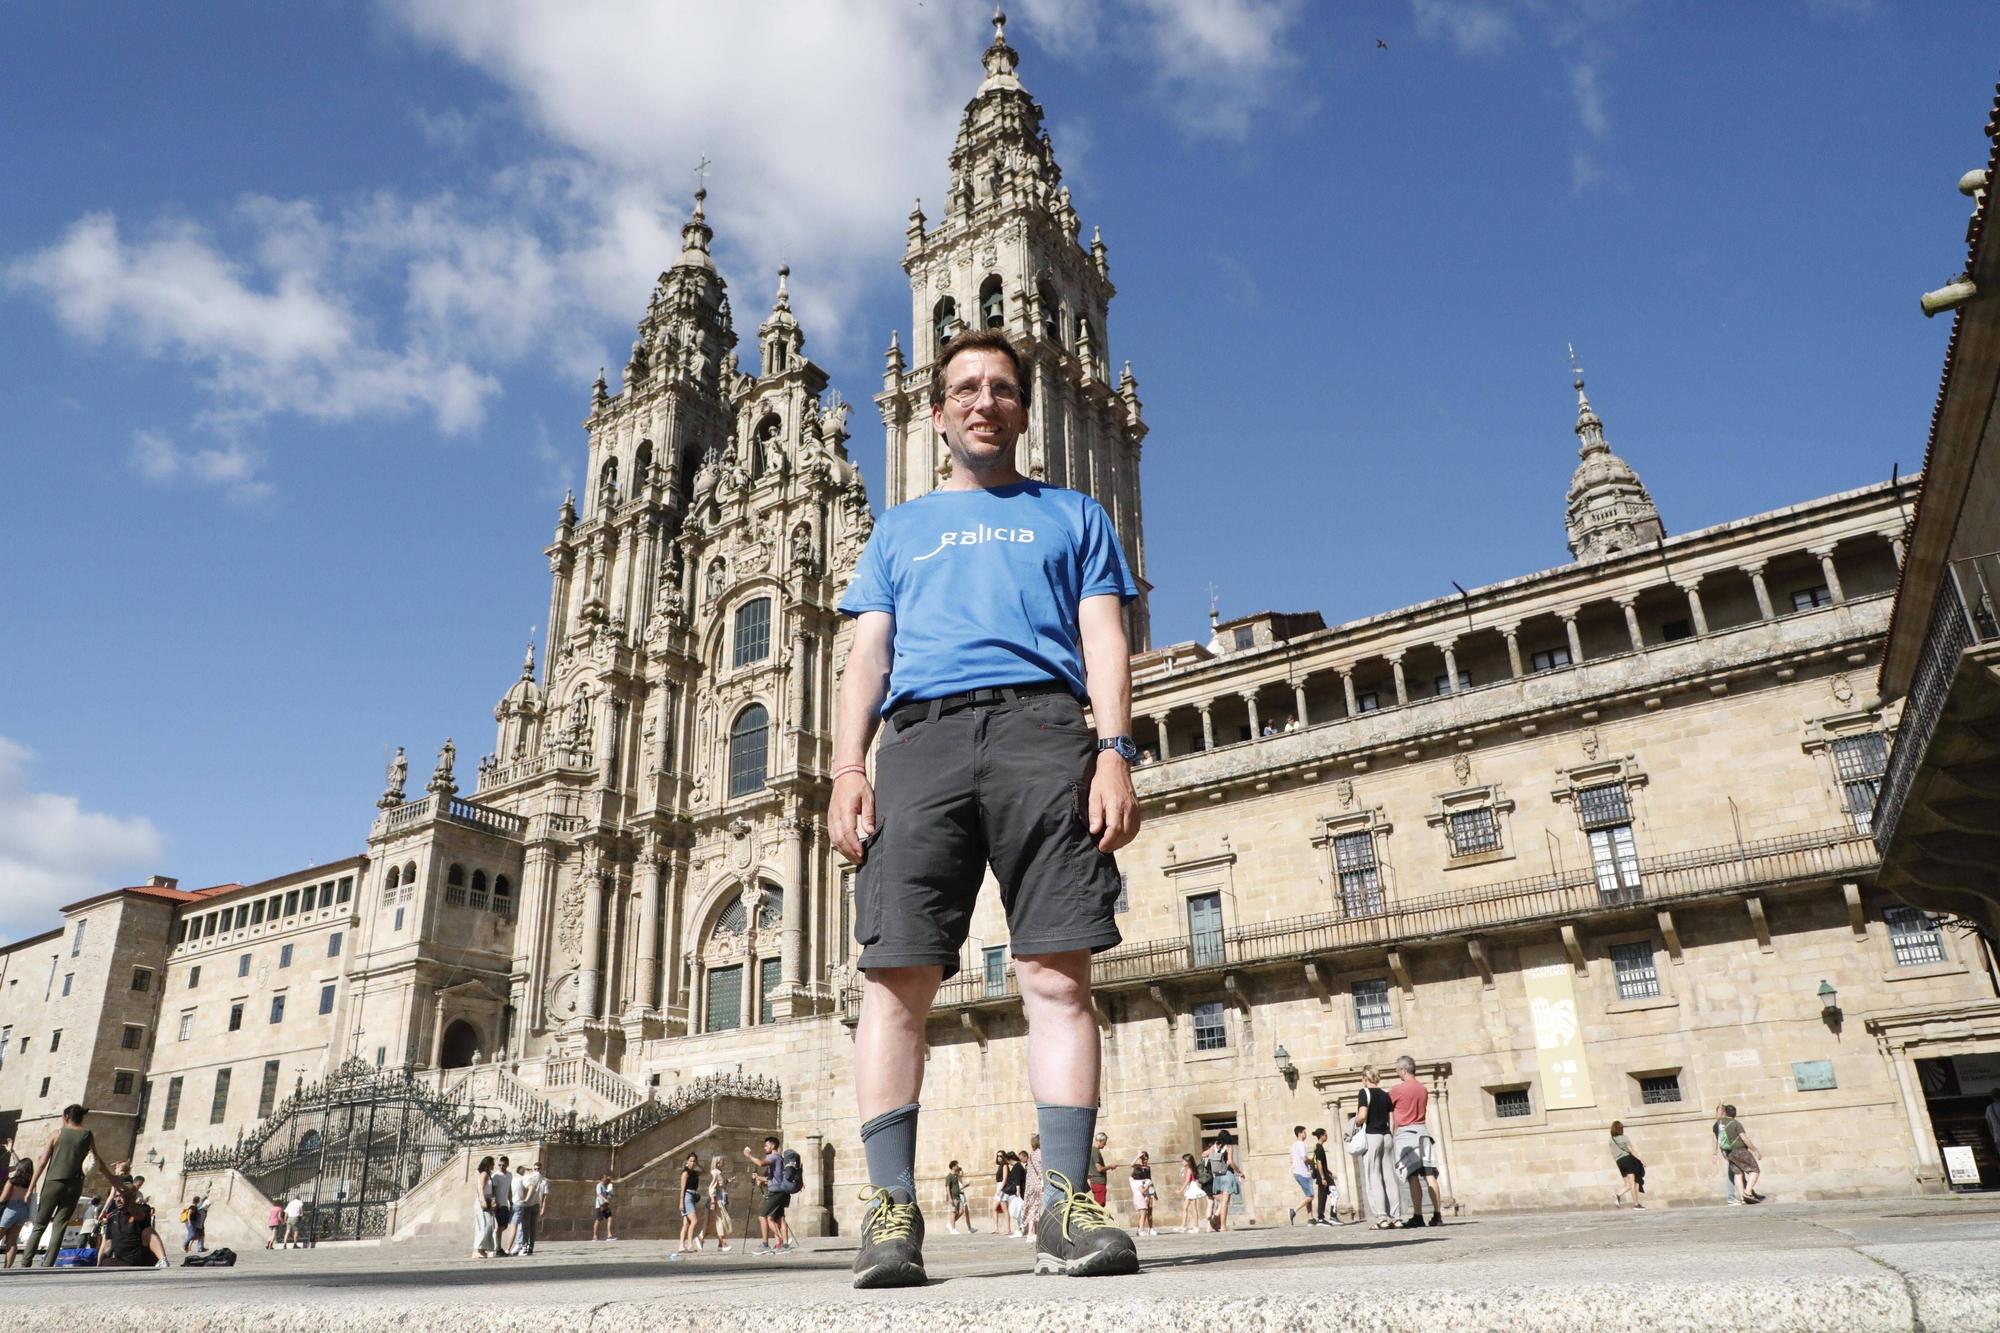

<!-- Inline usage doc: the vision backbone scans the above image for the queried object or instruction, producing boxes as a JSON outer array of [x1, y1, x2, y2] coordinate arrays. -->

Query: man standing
[[1715, 1106, 1765, 1203], [510, 1161, 546, 1255], [1389, 1056, 1443, 1228], [1287, 1126, 1315, 1225], [1088, 1132, 1119, 1208], [282, 1193, 306, 1247], [743, 1137, 789, 1255], [21, 1106, 114, 1267], [831, 328, 1142, 1287], [182, 1193, 207, 1253], [489, 1156, 515, 1253]]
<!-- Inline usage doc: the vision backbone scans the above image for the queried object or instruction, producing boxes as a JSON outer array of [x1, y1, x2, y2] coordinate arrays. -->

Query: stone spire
[[1564, 348, 1664, 560], [675, 187, 715, 271]]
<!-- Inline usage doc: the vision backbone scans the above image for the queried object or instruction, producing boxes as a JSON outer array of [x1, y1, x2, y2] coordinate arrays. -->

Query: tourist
[[283, 1192, 307, 1246], [706, 1155, 732, 1252], [1138, 747, 1156, 765], [20, 1103, 114, 1267], [593, 1172, 617, 1243], [1716, 1105, 1765, 1203], [490, 1155, 516, 1252], [1088, 1132, 1118, 1207], [1287, 1125, 1315, 1225], [830, 329, 1142, 1286], [945, 1160, 972, 1234], [473, 1156, 499, 1257], [990, 1150, 1011, 1234], [95, 1173, 169, 1270], [1352, 1064, 1399, 1228], [1002, 1151, 1027, 1236], [509, 1161, 546, 1255], [1309, 1127, 1338, 1225], [1710, 1107, 1741, 1204], [743, 1136, 786, 1255], [674, 1153, 704, 1256], [1178, 1153, 1205, 1233], [0, 1156, 34, 1267], [1206, 1131, 1241, 1231], [1390, 1056, 1443, 1228], [1609, 1122, 1645, 1208], [1021, 1134, 1046, 1239], [1128, 1151, 1156, 1235], [265, 1199, 284, 1250], [181, 1192, 208, 1253]]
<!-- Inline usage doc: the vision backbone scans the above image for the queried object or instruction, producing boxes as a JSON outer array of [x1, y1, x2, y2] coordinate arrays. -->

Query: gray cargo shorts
[[855, 684, 1125, 977]]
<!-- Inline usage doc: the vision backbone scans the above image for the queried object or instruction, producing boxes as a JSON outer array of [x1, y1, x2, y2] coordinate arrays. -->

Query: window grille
[[1833, 734, 1889, 833], [258, 1060, 281, 1118], [161, 1077, 183, 1130], [1590, 823, 1642, 899], [733, 598, 772, 667], [209, 1067, 232, 1125], [1638, 1074, 1682, 1105], [759, 957, 782, 1024], [1448, 807, 1500, 856], [728, 705, 770, 797], [1334, 832, 1383, 916], [1610, 941, 1660, 999], [1576, 783, 1632, 830], [705, 964, 743, 1033], [113, 1070, 136, 1096], [1885, 906, 1947, 967], [1493, 1088, 1531, 1118], [1353, 978, 1393, 1032], [1192, 1001, 1228, 1051]]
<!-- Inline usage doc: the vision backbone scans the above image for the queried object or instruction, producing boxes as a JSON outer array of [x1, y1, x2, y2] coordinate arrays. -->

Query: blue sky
[[1, 0, 1995, 938]]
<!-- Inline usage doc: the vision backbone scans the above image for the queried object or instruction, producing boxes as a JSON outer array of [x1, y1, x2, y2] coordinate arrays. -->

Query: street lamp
[[1274, 1044, 1299, 1089], [1818, 979, 1842, 1034]]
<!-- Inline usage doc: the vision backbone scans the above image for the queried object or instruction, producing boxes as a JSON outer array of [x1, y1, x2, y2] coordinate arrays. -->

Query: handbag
[[1346, 1125, 1369, 1157]]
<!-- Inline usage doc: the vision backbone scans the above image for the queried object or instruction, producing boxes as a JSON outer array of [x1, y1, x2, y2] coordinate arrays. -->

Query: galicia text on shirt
[[913, 525, 1038, 561]]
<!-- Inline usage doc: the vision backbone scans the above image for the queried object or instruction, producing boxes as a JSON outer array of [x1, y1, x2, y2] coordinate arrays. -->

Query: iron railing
[[840, 825, 1878, 1019], [1875, 552, 1998, 853]]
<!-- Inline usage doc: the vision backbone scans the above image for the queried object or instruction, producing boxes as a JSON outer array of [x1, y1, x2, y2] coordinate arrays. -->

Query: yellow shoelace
[[857, 1187, 919, 1243], [1044, 1170, 1117, 1240]]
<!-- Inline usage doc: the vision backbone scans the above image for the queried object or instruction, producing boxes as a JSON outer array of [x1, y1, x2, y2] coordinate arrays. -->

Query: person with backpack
[[180, 1194, 207, 1253], [1715, 1105, 1765, 1203], [743, 1136, 798, 1255], [1205, 1132, 1241, 1232]]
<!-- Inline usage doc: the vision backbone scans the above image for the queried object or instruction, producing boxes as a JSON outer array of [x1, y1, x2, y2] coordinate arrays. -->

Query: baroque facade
[[5, 21, 1998, 1233]]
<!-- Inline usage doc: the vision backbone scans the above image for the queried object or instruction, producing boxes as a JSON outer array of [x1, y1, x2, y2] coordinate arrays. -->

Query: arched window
[[980, 274, 1005, 329], [386, 866, 400, 890], [733, 597, 772, 668], [493, 874, 512, 904], [470, 870, 488, 906], [771, 339, 788, 372], [447, 864, 465, 887], [713, 897, 747, 938], [932, 296, 958, 348], [403, 860, 417, 884], [633, 439, 654, 485], [728, 704, 770, 798], [1038, 280, 1062, 346], [598, 456, 620, 507]]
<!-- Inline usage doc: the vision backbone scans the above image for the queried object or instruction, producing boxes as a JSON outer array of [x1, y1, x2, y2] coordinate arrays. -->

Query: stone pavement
[[2, 1195, 1997, 1332]]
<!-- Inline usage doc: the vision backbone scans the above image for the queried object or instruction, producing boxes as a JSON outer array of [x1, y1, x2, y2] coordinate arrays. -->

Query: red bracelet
[[832, 764, 868, 781]]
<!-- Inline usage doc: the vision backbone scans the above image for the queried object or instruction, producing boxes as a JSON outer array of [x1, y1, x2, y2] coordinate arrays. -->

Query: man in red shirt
[[1388, 1055, 1443, 1227]]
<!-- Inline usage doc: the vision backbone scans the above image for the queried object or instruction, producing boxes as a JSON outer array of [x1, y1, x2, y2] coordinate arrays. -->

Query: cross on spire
[[694, 154, 712, 192]]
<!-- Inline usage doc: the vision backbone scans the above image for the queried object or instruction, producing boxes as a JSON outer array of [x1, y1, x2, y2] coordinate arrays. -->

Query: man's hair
[[1095, 1132, 1108, 1143], [764, 1135, 780, 1148], [1722, 1104, 1737, 1118], [1394, 1055, 1417, 1075], [1294, 1124, 1306, 1136], [929, 329, 1031, 412], [61, 1104, 87, 1123]]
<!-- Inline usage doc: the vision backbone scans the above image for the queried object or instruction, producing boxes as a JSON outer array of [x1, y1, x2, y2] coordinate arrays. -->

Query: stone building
[[10, 21, 1997, 1235]]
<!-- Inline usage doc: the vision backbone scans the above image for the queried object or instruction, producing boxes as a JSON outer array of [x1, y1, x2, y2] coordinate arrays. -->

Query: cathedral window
[[1037, 280, 1062, 345], [471, 869, 488, 907], [386, 866, 400, 892], [759, 957, 782, 1024], [733, 598, 772, 667], [493, 875, 513, 911], [597, 456, 620, 511], [634, 439, 653, 486], [705, 964, 743, 1033], [933, 296, 958, 348], [980, 274, 1005, 329], [403, 860, 417, 887], [447, 863, 467, 907], [728, 705, 771, 797]]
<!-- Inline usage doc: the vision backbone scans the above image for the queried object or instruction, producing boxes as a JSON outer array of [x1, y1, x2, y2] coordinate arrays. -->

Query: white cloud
[[1131, 0, 1309, 138], [129, 428, 272, 503], [0, 738, 165, 945], [1411, 0, 1516, 54], [1571, 63, 1608, 139]]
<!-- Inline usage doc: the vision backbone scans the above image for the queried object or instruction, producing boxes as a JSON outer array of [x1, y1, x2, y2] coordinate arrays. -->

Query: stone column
[[1890, 535, 1906, 569], [1441, 640, 1460, 694], [1680, 580, 1709, 635], [1501, 625, 1524, 679], [579, 868, 607, 1021], [1341, 669, 1359, 716], [660, 851, 689, 1034], [1561, 613, 1584, 664], [634, 853, 663, 1014], [428, 996, 447, 1068], [1199, 704, 1215, 751], [1617, 597, 1644, 652], [1150, 714, 1172, 760], [782, 816, 807, 991], [1746, 561, 1775, 620], [1243, 691, 1263, 739], [1389, 653, 1408, 707], [1811, 547, 1847, 604], [1293, 683, 1309, 727], [520, 843, 557, 1034], [546, 550, 573, 659]]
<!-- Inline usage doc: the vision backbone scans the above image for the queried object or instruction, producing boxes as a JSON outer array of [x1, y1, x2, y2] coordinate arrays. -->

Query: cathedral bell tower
[[1563, 355, 1665, 561], [874, 9, 1153, 648]]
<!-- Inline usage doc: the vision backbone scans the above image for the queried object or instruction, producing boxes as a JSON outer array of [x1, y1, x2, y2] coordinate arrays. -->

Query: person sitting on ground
[[1716, 1105, 1765, 1203], [96, 1174, 168, 1269], [1609, 1121, 1645, 1208]]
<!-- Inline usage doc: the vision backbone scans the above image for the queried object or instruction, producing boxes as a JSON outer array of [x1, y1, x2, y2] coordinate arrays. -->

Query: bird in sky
[[1377, 38, 1389, 49]]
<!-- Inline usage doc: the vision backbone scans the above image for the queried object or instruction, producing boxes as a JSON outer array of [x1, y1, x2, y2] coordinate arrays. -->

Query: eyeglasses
[[946, 379, 1022, 406]]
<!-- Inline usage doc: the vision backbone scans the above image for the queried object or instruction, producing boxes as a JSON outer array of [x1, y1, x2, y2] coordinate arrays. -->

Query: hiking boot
[[852, 1188, 926, 1289], [1034, 1171, 1139, 1278]]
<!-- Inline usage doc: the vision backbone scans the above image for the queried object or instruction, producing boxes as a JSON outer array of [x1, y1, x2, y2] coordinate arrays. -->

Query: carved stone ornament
[[1335, 779, 1355, 809], [1580, 727, 1601, 761], [544, 971, 581, 1020], [1452, 753, 1472, 786], [1831, 673, 1855, 705], [556, 881, 587, 960], [739, 541, 770, 575]]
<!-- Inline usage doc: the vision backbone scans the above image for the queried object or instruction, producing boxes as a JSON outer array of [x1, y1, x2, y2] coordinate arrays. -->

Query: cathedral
[[5, 16, 1997, 1242]]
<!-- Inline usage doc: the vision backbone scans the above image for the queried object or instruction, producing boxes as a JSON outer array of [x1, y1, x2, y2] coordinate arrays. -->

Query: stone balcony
[[1133, 593, 1892, 804], [372, 793, 530, 841], [839, 824, 1879, 1023]]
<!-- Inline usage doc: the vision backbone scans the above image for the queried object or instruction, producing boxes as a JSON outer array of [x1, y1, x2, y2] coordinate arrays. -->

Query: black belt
[[891, 680, 1074, 729]]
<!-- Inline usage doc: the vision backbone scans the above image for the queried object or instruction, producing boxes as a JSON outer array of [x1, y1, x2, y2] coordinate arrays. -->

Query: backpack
[[1196, 1156, 1214, 1189], [1717, 1121, 1738, 1153], [183, 1247, 237, 1268], [779, 1148, 804, 1195], [179, 1206, 192, 1225]]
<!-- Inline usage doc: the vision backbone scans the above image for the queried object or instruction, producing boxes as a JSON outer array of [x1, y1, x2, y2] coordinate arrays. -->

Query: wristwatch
[[1096, 736, 1140, 763]]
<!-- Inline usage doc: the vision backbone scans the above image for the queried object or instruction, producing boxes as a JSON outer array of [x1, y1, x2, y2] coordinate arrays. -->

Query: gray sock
[[859, 1101, 920, 1205], [1036, 1102, 1098, 1213]]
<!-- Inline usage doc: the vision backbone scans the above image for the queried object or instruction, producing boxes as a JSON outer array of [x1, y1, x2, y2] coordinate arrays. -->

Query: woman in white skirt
[[471, 1156, 498, 1257], [706, 1155, 733, 1251], [1178, 1153, 1206, 1233]]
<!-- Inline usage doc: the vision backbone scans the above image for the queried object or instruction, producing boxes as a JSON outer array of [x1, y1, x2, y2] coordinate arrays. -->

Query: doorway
[[1916, 1054, 2000, 1190]]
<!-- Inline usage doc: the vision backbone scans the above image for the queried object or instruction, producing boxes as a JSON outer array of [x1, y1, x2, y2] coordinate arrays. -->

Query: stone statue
[[790, 522, 816, 573], [707, 558, 727, 601], [377, 746, 408, 809], [427, 738, 458, 798]]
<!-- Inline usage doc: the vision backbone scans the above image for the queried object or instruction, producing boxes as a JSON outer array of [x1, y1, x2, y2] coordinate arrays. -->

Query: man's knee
[[1014, 950, 1092, 1009], [861, 965, 944, 1016]]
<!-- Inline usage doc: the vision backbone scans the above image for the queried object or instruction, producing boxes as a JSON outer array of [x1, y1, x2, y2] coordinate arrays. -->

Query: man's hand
[[830, 771, 877, 864], [1088, 751, 1139, 852]]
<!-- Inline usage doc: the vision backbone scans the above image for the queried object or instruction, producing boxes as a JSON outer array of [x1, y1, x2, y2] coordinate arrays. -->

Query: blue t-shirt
[[837, 481, 1137, 711]]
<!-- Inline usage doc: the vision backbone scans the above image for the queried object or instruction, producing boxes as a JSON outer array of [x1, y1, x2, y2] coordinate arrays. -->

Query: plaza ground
[[0, 1194, 1995, 1331]]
